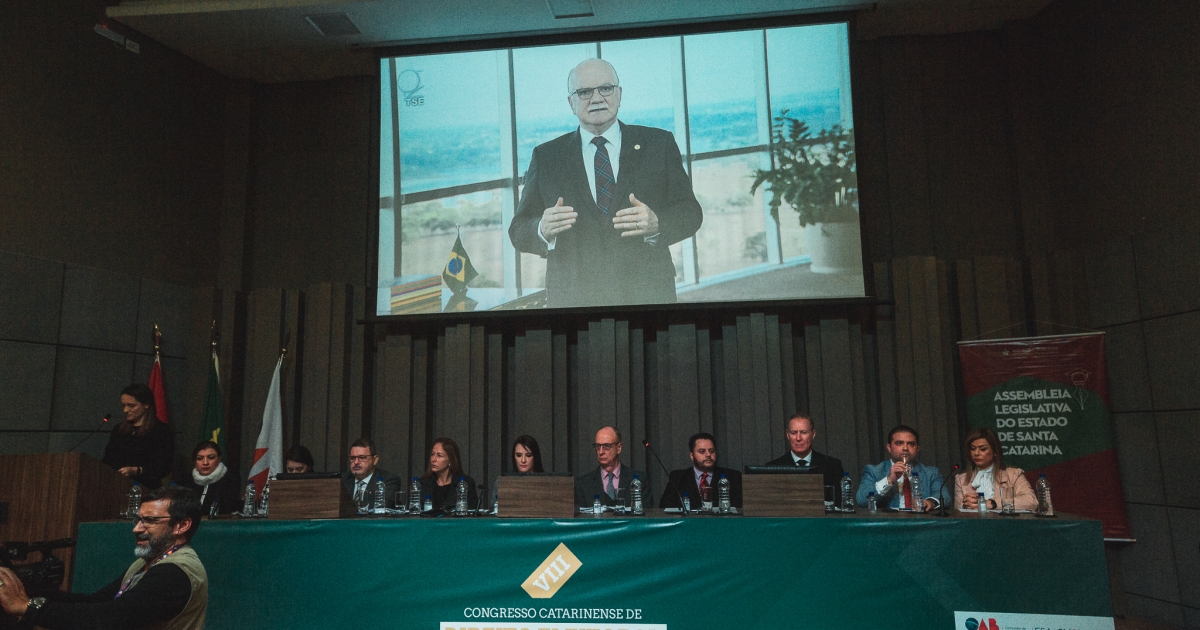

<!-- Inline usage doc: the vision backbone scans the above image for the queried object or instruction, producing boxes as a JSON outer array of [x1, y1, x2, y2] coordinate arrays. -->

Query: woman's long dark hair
[[117, 384, 156, 436], [512, 435, 545, 473]]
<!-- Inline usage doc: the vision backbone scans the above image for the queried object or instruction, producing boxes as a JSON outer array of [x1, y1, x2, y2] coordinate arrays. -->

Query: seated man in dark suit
[[574, 426, 649, 509], [340, 437, 401, 510], [766, 414, 847, 506], [659, 432, 742, 510]]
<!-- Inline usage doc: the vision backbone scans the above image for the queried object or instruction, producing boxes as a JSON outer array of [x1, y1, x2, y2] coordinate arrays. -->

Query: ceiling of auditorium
[[105, 0, 1053, 82]]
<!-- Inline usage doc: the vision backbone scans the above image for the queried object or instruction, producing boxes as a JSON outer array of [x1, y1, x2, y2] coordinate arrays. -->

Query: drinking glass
[[1000, 485, 1015, 514], [614, 488, 628, 515], [394, 490, 408, 514], [823, 486, 835, 512], [698, 486, 713, 513]]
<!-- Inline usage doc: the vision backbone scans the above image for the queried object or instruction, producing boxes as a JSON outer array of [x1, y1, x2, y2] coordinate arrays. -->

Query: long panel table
[[73, 511, 1113, 630]]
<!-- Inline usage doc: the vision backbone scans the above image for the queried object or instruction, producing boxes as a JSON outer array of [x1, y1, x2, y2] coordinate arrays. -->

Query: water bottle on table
[[372, 479, 386, 514], [242, 481, 257, 517], [455, 477, 468, 515], [258, 478, 271, 517], [840, 472, 854, 513], [1036, 474, 1055, 517], [910, 471, 923, 512], [408, 478, 421, 514], [717, 474, 731, 514], [122, 482, 142, 519], [630, 474, 644, 515]]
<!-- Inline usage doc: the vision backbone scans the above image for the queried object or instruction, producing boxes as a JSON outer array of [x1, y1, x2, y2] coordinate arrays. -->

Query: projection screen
[[377, 21, 863, 316]]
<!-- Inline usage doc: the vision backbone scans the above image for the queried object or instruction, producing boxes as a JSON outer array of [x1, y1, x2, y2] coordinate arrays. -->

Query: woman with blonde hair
[[954, 427, 1037, 512]]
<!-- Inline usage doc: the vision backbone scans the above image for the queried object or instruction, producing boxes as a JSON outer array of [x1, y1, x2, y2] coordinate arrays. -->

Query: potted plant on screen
[[750, 113, 860, 273]]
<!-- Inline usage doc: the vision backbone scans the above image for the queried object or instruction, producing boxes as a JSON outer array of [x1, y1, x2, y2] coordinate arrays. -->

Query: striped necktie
[[592, 136, 614, 215]]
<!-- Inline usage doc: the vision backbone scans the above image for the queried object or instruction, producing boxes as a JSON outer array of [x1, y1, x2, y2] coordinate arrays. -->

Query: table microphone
[[642, 439, 687, 514], [935, 464, 961, 517], [67, 414, 112, 453], [475, 484, 487, 514]]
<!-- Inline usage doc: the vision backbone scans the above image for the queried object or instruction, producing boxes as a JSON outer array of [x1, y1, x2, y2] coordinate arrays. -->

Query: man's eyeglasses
[[571, 84, 618, 100], [593, 442, 619, 452], [349, 455, 373, 462], [132, 515, 171, 526]]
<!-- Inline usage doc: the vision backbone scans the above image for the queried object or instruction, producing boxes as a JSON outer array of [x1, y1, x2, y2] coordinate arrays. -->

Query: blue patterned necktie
[[592, 136, 614, 215]]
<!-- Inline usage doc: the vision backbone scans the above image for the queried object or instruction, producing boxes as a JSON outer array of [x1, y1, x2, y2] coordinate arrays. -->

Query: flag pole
[[153, 324, 162, 359]]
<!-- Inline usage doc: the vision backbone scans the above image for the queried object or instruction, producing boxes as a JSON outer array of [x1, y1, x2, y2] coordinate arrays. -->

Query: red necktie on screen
[[592, 136, 614, 215], [902, 474, 913, 508]]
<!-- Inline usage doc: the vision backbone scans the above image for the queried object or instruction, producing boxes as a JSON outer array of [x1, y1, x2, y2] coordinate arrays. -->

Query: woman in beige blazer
[[954, 428, 1038, 512]]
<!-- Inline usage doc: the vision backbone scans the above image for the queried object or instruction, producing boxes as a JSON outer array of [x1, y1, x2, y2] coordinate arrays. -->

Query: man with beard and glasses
[[0, 486, 208, 630], [659, 432, 743, 510]]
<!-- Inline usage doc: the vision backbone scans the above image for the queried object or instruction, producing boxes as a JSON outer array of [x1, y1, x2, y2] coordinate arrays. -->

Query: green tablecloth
[[74, 512, 1112, 629]]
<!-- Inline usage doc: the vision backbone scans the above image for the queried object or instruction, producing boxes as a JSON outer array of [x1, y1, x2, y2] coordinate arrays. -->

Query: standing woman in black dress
[[102, 384, 174, 489]]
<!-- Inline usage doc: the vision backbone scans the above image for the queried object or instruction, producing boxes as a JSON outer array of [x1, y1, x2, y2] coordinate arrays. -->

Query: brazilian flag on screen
[[443, 235, 478, 296]]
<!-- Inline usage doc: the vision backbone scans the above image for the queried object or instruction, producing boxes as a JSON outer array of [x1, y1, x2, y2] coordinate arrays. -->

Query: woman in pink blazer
[[954, 428, 1038, 512]]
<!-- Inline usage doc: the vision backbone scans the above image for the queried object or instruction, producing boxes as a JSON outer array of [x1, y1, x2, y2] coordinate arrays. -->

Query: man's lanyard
[[114, 544, 183, 599]]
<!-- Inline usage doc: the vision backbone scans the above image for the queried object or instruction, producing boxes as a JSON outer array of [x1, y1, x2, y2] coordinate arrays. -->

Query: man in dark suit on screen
[[508, 58, 703, 308], [660, 432, 743, 510], [765, 415, 847, 506]]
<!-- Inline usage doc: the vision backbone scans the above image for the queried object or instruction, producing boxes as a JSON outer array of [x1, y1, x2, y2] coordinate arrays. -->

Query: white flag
[[248, 357, 283, 493]]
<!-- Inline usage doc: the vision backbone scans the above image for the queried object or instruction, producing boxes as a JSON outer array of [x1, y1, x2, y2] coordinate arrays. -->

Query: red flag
[[148, 355, 169, 424]]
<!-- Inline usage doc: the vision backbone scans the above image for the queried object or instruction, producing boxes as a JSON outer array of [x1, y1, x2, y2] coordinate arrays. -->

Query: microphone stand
[[474, 484, 487, 515], [67, 414, 112, 453], [642, 440, 687, 514], [935, 465, 961, 517]]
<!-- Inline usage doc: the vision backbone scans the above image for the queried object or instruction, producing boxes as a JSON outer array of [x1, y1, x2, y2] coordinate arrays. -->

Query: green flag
[[199, 349, 224, 446]]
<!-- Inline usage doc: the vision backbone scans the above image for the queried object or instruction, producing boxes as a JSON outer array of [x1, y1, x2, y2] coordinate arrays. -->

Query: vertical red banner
[[958, 333, 1130, 539]]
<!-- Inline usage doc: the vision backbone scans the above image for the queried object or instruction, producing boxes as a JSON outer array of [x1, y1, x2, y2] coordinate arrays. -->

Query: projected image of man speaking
[[508, 59, 703, 308]]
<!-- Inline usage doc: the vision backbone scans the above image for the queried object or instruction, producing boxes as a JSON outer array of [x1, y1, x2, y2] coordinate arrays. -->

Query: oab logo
[[521, 543, 582, 599], [965, 618, 1000, 630]]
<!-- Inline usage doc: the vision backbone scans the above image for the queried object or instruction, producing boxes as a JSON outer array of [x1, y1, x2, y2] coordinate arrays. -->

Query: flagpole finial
[[153, 324, 162, 354], [456, 223, 461, 238], [210, 320, 219, 350], [280, 329, 291, 360]]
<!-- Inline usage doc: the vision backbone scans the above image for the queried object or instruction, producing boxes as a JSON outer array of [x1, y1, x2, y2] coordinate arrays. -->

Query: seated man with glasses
[[340, 437, 402, 510], [574, 426, 650, 510], [509, 58, 704, 308], [0, 486, 208, 630]]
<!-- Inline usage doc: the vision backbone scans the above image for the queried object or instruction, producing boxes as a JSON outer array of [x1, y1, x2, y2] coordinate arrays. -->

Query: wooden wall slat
[[575, 328, 593, 475], [517, 329, 554, 470], [926, 258, 954, 467], [344, 289, 365, 463], [891, 260, 918, 428], [596, 319, 617, 431], [552, 332, 570, 473], [957, 259, 980, 340], [409, 338, 428, 478], [734, 317, 758, 465], [905, 257, 938, 462], [628, 327, 645, 475], [820, 319, 858, 479], [324, 284, 354, 473], [696, 327, 714, 436], [615, 321, 631, 438], [486, 332, 503, 492], [804, 323, 827, 452], [300, 283, 332, 468], [849, 324, 872, 478], [722, 324, 746, 468], [239, 288, 282, 478], [748, 314, 773, 462], [667, 323, 699, 470], [778, 320, 796, 426], [763, 315, 785, 446], [282, 289, 302, 449], [873, 261, 899, 434], [468, 325, 486, 484], [973, 256, 1013, 339], [375, 335, 410, 478]]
